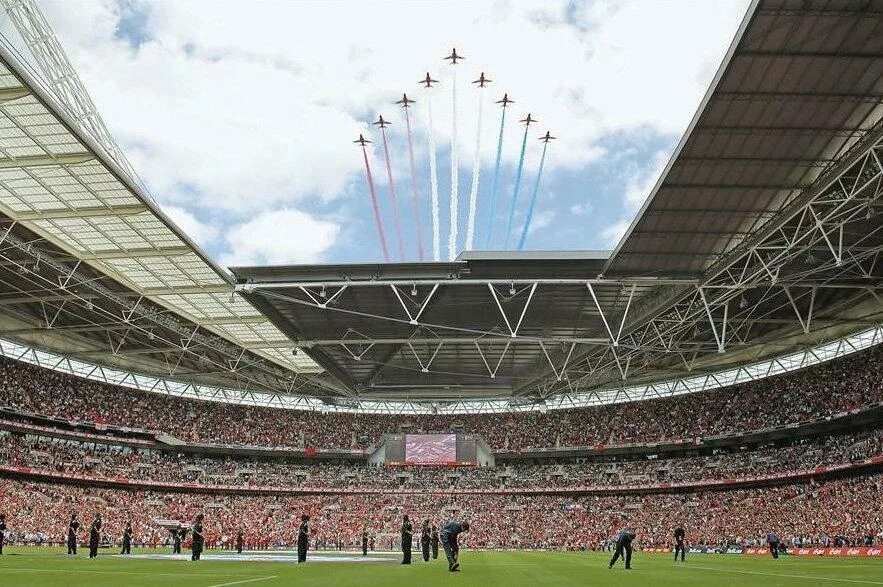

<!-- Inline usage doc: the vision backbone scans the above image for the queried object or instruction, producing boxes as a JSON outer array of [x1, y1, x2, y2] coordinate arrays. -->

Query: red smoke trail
[[380, 126, 406, 261], [404, 107, 425, 261], [361, 144, 390, 262]]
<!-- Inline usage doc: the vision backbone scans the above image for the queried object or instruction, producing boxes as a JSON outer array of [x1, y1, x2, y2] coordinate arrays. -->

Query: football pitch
[[0, 547, 881, 586]]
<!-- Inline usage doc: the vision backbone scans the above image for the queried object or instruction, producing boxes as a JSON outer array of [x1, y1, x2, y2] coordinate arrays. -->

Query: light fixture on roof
[[868, 206, 874, 220], [319, 285, 327, 298], [147, 331, 155, 341], [84, 300, 93, 311], [411, 284, 417, 296], [509, 281, 516, 295], [739, 295, 747, 309]]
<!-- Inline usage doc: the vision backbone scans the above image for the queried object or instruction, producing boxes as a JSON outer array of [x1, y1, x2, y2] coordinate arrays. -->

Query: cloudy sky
[[36, 0, 750, 267]]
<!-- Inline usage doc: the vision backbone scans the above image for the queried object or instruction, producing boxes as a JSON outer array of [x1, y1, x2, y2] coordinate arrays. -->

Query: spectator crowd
[[0, 474, 880, 551], [1, 428, 880, 491], [0, 344, 880, 451]]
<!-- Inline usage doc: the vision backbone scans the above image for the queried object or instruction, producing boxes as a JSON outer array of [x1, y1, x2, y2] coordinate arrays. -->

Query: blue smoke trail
[[517, 140, 549, 250], [504, 125, 529, 249], [484, 107, 507, 249]]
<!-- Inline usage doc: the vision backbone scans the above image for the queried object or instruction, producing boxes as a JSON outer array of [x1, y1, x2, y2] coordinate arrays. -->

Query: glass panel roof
[[0, 60, 320, 375]]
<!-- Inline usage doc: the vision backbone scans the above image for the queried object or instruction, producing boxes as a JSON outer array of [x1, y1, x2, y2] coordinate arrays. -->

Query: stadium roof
[[234, 0, 883, 403], [0, 6, 327, 398], [0, 0, 878, 410]]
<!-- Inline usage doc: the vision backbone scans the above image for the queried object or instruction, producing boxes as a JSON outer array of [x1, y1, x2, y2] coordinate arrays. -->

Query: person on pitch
[[362, 527, 369, 556], [431, 524, 439, 559], [400, 514, 413, 564], [766, 531, 780, 559], [120, 521, 133, 555], [236, 527, 244, 554], [608, 527, 636, 570], [673, 525, 686, 562], [191, 514, 204, 561], [0, 513, 6, 555], [172, 523, 184, 554], [67, 512, 79, 555], [440, 520, 469, 572], [421, 519, 431, 562], [297, 514, 310, 563], [88, 512, 102, 559]]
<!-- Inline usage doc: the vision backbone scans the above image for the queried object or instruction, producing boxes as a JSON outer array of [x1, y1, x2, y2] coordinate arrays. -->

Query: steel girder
[[534, 129, 883, 398], [0, 226, 328, 398], [237, 130, 883, 398]]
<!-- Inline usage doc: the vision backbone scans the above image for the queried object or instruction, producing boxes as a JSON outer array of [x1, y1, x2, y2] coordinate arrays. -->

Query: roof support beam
[[0, 86, 29, 102], [0, 152, 93, 169], [12, 204, 149, 221]]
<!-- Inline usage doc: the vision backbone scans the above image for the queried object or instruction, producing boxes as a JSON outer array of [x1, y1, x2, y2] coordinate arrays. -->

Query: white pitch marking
[[206, 576, 277, 587], [683, 564, 883, 585], [2, 568, 228, 577]]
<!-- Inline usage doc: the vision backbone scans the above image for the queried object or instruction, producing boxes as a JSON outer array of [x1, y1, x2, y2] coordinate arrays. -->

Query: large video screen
[[404, 434, 456, 465]]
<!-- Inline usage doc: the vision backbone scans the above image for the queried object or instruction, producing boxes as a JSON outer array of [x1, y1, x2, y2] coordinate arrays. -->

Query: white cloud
[[35, 0, 751, 260], [624, 150, 670, 208], [601, 218, 631, 246], [42, 0, 749, 210], [569, 202, 593, 216], [160, 204, 218, 248], [222, 208, 340, 266], [528, 210, 555, 235]]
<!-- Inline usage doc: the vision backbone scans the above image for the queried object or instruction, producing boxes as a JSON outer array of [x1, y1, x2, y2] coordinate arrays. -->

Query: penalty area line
[[206, 576, 278, 587], [682, 564, 883, 585]]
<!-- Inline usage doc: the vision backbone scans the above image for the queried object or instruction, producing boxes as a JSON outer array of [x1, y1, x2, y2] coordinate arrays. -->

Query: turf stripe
[[206, 577, 277, 587], [683, 564, 883, 585]]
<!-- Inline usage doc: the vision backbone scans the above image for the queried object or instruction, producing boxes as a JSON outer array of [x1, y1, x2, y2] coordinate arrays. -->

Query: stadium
[[0, 0, 881, 586]]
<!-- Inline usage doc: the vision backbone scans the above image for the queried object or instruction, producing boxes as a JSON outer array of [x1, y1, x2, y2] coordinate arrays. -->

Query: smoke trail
[[360, 144, 390, 262], [404, 106, 424, 261], [449, 66, 459, 260], [465, 87, 483, 250], [379, 125, 405, 261], [426, 92, 441, 261], [484, 106, 507, 249], [504, 124, 529, 249], [517, 140, 550, 250]]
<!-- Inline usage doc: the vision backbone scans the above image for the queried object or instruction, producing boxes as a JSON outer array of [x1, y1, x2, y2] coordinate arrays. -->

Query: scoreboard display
[[404, 434, 456, 465], [373, 433, 493, 466]]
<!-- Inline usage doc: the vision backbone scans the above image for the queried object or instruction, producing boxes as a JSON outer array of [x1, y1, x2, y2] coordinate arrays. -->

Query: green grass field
[[0, 547, 881, 586]]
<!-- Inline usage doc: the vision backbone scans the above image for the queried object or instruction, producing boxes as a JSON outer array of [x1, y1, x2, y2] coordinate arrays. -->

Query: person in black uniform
[[400, 514, 413, 564], [440, 520, 469, 572], [236, 528, 244, 554], [673, 526, 686, 562], [191, 514, 204, 561], [766, 532, 780, 559], [120, 521, 132, 555], [431, 525, 439, 560], [362, 527, 368, 556], [608, 528, 635, 570], [67, 513, 79, 555], [297, 514, 309, 563], [0, 513, 6, 555], [421, 520, 431, 562], [172, 524, 184, 554], [88, 513, 102, 559]]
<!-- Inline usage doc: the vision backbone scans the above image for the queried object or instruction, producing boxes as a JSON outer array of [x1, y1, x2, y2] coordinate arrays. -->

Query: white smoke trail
[[449, 66, 458, 260], [426, 90, 441, 262], [465, 87, 484, 250]]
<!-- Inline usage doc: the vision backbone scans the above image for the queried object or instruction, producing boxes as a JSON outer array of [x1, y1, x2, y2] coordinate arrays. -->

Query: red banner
[[743, 547, 883, 557]]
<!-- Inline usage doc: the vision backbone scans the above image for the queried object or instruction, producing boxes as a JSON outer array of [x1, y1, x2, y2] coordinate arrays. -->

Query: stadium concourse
[[0, 0, 880, 586]]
